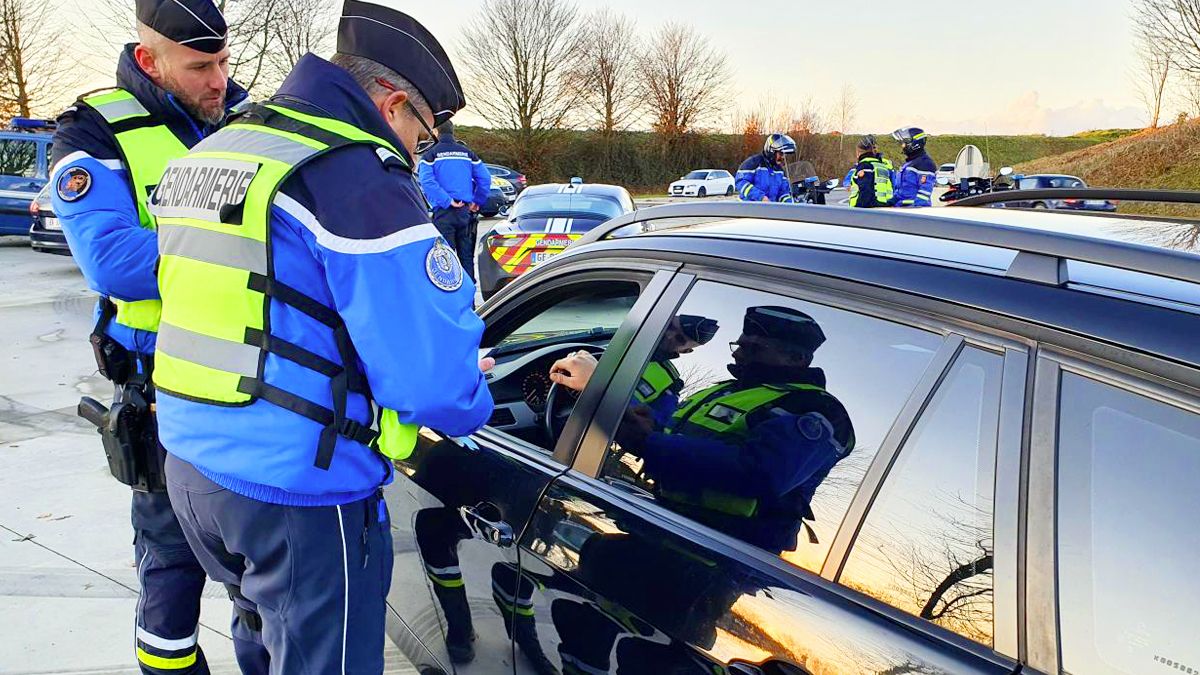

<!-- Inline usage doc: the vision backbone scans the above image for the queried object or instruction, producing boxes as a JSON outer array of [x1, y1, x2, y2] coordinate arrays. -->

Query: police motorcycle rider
[[152, 2, 494, 672], [849, 134, 894, 208], [889, 126, 937, 207], [51, 2, 251, 672], [735, 133, 798, 203], [417, 119, 492, 279]]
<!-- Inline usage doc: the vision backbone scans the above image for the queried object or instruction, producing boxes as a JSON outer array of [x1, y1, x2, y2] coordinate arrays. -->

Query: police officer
[[552, 306, 854, 552], [849, 134, 894, 208], [735, 133, 797, 203], [890, 126, 937, 207], [51, 2, 250, 672], [152, 2, 494, 671], [418, 120, 492, 279]]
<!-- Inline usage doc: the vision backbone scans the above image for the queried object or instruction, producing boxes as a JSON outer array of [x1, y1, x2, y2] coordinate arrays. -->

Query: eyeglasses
[[375, 77, 438, 154]]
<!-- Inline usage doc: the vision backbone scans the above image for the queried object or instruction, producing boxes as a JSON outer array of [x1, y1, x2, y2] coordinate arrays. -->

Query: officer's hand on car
[[614, 405, 655, 450], [549, 350, 598, 391]]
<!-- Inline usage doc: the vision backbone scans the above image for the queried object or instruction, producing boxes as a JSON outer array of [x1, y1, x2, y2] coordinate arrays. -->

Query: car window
[[1049, 177, 1084, 188], [0, 139, 39, 178], [839, 346, 1003, 646], [1018, 178, 1043, 190], [512, 194, 624, 220], [684, 171, 709, 180], [1056, 372, 1200, 675], [483, 280, 647, 454], [487, 165, 504, 175], [597, 281, 945, 572]]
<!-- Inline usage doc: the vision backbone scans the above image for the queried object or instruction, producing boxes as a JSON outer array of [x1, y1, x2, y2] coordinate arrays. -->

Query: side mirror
[[937, 176, 950, 186], [999, 166, 1014, 176], [825, 179, 838, 189]]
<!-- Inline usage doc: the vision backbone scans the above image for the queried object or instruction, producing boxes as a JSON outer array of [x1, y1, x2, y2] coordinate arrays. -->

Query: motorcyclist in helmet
[[735, 133, 796, 203], [889, 127, 937, 207]]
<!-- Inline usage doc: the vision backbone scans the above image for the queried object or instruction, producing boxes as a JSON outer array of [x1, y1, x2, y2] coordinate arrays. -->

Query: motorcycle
[[791, 175, 840, 205], [939, 166, 1017, 203]]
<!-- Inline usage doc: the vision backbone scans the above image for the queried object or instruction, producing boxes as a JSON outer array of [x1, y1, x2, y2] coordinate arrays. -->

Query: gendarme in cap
[[743, 306, 826, 354], [337, 1, 466, 126], [135, 0, 228, 54]]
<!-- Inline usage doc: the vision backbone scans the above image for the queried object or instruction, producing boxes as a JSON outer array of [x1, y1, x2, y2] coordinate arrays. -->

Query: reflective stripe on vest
[[634, 360, 681, 404], [657, 382, 829, 518], [80, 88, 190, 333], [151, 103, 417, 468], [848, 157, 894, 207]]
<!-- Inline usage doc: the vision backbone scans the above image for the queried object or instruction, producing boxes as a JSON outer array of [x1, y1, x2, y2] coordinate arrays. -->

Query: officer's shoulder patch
[[796, 412, 830, 441], [56, 166, 92, 202], [426, 236, 464, 292]]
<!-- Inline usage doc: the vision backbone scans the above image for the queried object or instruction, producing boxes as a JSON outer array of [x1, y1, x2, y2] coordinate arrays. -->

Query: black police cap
[[678, 315, 719, 346], [337, 1, 466, 126], [743, 306, 826, 353], [135, 0, 228, 54]]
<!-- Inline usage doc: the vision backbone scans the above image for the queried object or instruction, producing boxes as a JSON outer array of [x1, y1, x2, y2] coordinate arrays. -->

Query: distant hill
[[903, 132, 1136, 172], [1017, 122, 1200, 191]]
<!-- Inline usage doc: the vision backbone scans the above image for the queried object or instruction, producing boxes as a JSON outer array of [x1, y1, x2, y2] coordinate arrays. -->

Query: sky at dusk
[[64, 0, 1149, 136]]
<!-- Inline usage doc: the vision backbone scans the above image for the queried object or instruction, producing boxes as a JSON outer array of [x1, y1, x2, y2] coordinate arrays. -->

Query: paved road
[[0, 237, 414, 674]]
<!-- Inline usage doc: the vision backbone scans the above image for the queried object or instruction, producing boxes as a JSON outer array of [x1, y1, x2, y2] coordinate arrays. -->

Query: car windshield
[[487, 166, 505, 175], [513, 194, 623, 219], [940, 164, 955, 171], [684, 171, 709, 180]]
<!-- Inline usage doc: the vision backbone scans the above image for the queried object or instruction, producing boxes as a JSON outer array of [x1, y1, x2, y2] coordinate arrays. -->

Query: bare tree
[[1136, 0, 1200, 74], [0, 0, 80, 119], [834, 84, 857, 154], [460, 0, 582, 176], [1132, 36, 1172, 128], [570, 8, 642, 134], [638, 22, 730, 140]]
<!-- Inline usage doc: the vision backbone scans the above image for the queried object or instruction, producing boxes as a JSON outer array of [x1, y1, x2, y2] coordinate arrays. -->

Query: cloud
[[908, 91, 1145, 135]]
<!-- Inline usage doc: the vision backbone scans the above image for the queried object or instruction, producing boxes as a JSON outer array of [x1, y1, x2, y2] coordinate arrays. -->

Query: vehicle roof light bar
[[575, 201, 1200, 287]]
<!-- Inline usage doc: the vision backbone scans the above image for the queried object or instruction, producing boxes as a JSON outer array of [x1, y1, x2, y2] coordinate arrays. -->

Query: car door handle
[[460, 503, 515, 548]]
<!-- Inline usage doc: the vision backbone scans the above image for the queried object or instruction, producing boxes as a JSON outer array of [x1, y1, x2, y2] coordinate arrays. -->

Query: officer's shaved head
[[133, 22, 229, 126]]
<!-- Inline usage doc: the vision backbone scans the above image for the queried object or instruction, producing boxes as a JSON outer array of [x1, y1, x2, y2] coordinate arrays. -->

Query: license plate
[[42, 217, 61, 231], [531, 251, 558, 264], [1084, 200, 1106, 207]]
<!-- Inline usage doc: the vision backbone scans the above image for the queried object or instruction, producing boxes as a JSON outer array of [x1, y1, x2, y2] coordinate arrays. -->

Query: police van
[[0, 118, 54, 238]]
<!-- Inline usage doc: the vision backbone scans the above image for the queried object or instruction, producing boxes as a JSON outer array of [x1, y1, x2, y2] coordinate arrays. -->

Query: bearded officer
[[50, 1, 250, 672], [151, 2, 494, 671]]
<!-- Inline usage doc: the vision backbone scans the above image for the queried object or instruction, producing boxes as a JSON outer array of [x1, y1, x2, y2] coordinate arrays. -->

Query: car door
[[1023, 352, 1200, 675], [0, 137, 43, 235], [384, 263, 678, 674], [520, 269, 1024, 674]]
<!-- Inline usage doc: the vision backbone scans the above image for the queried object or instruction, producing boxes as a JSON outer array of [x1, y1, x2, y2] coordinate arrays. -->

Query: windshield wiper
[[491, 326, 617, 357]]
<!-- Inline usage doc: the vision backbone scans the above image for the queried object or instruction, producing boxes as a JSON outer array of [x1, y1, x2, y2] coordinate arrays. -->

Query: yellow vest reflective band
[[150, 102, 417, 468], [633, 360, 682, 405], [79, 88, 189, 333], [657, 382, 829, 518], [848, 156, 895, 207]]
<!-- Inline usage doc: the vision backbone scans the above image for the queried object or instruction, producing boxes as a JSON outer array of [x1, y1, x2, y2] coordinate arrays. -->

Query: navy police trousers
[[165, 453, 393, 674], [432, 205, 477, 282], [131, 490, 210, 674]]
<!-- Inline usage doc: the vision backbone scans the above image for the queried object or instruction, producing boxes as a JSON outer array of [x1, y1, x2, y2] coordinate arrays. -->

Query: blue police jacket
[[417, 132, 492, 211], [156, 55, 494, 506], [637, 368, 851, 552], [891, 150, 937, 207], [50, 45, 248, 356], [735, 152, 794, 203]]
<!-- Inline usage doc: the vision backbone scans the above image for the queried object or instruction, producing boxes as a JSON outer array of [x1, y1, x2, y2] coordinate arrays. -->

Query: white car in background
[[936, 162, 957, 184], [669, 169, 735, 198]]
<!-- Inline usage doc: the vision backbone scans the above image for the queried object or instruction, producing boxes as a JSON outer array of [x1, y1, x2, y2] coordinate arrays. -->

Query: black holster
[[78, 298, 165, 492]]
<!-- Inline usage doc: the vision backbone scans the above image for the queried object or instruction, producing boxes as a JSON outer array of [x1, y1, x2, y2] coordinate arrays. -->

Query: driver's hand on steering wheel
[[549, 350, 598, 392]]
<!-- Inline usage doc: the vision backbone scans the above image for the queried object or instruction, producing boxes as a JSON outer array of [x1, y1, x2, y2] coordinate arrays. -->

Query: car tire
[[725, 185, 735, 196], [1032, 202, 1048, 209], [698, 187, 706, 198]]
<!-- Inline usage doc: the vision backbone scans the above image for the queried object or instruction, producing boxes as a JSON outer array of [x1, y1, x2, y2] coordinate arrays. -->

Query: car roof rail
[[575, 201, 1200, 287], [948, 187, 1200, 208]]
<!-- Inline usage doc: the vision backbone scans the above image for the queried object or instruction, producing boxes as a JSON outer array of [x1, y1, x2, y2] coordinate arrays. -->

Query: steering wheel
[[542, 346, 605, 443]]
